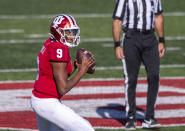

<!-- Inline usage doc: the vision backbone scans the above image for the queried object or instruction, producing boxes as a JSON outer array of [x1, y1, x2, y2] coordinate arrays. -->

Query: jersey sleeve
[[155, 0, 163, 15], [47, 43, 70, 62], [112, 0, 127, 20]]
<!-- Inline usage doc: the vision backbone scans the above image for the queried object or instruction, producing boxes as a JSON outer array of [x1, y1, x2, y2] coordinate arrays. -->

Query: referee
[[112, 0, 165, 130]]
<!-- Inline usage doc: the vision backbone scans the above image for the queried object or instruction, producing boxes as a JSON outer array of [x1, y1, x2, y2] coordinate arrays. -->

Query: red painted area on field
[[0, 111, 37, 129], [0, 78, 185, 130], [0, 78, 185, 90], [1, 111, 185, 129], [160, 79, 185, 89], [86, 117, 185, 127], [17, 91, 185, 100], [0, 82, 34, 90], [62, 91, 185, 99], [76, 78, 185, 89], [97, 103, 185, 111]]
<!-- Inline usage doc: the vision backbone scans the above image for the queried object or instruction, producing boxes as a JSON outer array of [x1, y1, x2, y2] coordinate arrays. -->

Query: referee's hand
[[115, 46, 124, 60], [158, 43, 166, 58]]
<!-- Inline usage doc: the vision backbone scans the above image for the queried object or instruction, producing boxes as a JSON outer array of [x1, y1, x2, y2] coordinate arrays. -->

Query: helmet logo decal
[[53, 16, 64, 28]]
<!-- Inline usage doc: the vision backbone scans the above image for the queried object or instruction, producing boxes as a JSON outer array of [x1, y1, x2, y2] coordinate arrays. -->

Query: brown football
[[76, 48, 85, 64], [76, 48, 95, 74]]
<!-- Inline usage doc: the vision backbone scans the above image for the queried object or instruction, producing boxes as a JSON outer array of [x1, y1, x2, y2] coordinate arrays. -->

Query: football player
[[30, 14, 95, 131]]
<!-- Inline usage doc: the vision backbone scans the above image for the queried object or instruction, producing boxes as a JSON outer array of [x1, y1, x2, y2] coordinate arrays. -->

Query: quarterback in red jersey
[[30, 14, 95, 131]]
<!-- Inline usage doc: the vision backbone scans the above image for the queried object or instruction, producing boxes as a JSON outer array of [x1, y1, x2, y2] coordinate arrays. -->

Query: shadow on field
[[96, 103, 145, 126]]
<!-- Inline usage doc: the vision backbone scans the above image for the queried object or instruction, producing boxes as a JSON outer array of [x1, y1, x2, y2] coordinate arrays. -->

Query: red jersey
[[32, 39, 72, 99]]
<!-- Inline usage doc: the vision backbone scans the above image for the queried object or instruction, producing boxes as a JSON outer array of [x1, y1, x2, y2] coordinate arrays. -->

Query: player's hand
[[115, 46, 124, 60], [76, 53, 94, 74], [158, 42, 165, 58]]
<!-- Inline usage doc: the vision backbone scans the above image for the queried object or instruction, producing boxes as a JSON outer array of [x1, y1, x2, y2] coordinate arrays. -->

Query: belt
[[125, 29, 154, 34]]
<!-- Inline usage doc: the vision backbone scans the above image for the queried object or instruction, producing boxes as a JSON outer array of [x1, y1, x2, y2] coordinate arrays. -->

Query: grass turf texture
[[0, 38, 185, 68], [1, 67, 185, 81], [0, 16, 185, 69], [0, 0, 185, 130], [0, 16, 185, 38], [0, 16, 185, 80], [0, 0, 185, 15]]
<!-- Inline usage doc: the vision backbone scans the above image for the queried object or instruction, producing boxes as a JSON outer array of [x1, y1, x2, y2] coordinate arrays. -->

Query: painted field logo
[[0, 77, 185, 130]]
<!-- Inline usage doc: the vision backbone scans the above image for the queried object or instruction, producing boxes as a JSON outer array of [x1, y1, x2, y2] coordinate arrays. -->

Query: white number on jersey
[[36, 56, 39, 80], [57, 49, 63, 58]]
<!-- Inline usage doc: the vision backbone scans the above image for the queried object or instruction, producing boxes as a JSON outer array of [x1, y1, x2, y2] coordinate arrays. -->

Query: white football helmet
[[50, 14, 80, 48]]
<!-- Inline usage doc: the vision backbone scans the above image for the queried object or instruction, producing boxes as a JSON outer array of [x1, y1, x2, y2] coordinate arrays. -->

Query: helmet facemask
[[57, 28, 80, 48]]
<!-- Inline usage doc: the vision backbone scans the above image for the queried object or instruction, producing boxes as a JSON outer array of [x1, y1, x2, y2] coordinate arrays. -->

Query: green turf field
[[0, 0, 185, 130]]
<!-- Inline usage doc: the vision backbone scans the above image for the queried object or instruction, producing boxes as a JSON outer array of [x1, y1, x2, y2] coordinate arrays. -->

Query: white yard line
[[164, 12, 185, 16], [0, 64, 185, 73], [103, 45, 183, 51], [0, 39, 44, 44], [0, 36, 185, 44], [96, 65, 185, 70], [0, 29, 24, 33], [0, 76, 185, 83], [0, 68, 37, 72], [166, 47, 181, 51], [166, 36, 185, 41], [25, 34, 185, 41], [0, 12, 185, 19]]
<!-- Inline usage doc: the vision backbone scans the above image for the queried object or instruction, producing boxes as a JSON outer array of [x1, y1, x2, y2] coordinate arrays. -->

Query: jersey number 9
[[57, 49, 63, 58]]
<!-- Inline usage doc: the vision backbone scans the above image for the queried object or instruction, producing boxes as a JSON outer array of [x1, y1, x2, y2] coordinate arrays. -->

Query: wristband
[[114, 42, 121, 48], [159, 37, 165, 43]]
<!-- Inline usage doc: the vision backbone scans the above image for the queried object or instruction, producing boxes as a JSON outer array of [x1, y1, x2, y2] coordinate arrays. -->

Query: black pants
[[122, 29, 160, 120]]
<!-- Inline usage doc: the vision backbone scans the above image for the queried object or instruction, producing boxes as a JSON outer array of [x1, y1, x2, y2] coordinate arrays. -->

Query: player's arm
[[68, 60, 78, 77], [155, 13, 166, 58], [50, 54, 94, 95], [112, 19, 124, 60], [51, 62, 80, 95]]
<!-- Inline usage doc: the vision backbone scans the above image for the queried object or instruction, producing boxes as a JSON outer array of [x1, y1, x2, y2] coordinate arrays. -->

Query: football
[[76, 48, 95, 74]]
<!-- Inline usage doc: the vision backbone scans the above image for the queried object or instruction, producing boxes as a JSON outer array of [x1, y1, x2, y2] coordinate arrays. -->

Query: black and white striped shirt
[[113, 0, 163, 30]]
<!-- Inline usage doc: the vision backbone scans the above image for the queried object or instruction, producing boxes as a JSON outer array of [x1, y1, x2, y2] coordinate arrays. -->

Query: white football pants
[[30, 94, 95, 131]]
